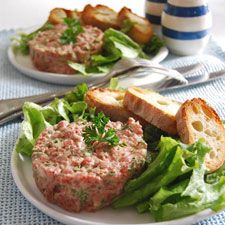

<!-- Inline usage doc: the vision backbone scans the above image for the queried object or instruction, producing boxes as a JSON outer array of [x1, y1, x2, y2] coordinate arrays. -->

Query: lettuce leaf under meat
[[15, 83, 88, 157], [68, 28, 148, 75]]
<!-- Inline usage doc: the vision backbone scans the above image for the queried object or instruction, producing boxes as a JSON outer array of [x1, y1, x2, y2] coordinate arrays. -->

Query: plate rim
[[8, 26, 169, 85], [11, 147, 220, 225]]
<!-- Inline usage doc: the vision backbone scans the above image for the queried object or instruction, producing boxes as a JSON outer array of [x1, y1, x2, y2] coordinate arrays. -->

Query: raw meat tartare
[[32, 118, 147, 212], [29, 24, 104, 74]]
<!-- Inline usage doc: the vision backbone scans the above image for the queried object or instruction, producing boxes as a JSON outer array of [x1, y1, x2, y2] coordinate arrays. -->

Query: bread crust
[[48, 8, 68, 25], [118, 7, 153, 44], [176, 98, 225, 172], [123, 87, 181, 135], [48, 8, 82, 25], [82, 4, 119, 31], [85, 88, 147, 126]]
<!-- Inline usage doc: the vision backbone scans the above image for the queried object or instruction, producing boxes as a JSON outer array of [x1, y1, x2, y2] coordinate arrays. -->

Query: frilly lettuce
[[16, 83, 88, 157]]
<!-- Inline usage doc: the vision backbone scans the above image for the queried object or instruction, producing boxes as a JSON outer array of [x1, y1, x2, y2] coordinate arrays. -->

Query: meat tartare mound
[[32, 118, 147, 212], [29, 25, 104, 74]]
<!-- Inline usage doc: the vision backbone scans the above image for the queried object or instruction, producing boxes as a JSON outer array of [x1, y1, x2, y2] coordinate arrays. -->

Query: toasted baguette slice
[[176, 98, 225, 172], [123, 87, 181, 135], [48, 8, 67, 25], [118, 7, 153, 44], [85, 88, 147, 125], [82, 4, 119, 30], [65, 9, 82, 20], [48, 8, 81, 25]]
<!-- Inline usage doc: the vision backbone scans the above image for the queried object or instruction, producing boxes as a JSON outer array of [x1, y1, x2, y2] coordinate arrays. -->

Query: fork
[[0, 58, 196, 125]]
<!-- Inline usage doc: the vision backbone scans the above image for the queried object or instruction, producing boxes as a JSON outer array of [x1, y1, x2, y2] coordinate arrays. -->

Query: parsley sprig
[[60, 18, 83, 44], [83, 112, 119, 149]]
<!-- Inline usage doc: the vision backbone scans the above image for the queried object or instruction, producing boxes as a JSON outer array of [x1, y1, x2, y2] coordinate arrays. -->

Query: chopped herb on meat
[[83, 112, 119, 149], [72, 189, 88, 205], [60, 18, 84, 44]]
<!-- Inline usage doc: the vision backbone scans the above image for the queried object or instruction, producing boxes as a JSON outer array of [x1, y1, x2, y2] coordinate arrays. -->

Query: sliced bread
[[123, 87, 181, 135], [118, 7, 153, 44], [82, 4, 119, 31], [176, 98, 225, 172], [85, 88, 147, 125]]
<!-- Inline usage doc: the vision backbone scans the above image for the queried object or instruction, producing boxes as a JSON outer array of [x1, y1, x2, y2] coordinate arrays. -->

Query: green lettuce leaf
[[16, 102, 51, 156], [15, 83, 89, 157], [68, 28, 149, 75], [67, 62, 88, 76], [12, 22, 54, 55], [124, 137, 179, 192], [104, 28, 147, 59], [112, 137, 193, 208], [143, 34, 165, 56], [149, 140, 225, 221]]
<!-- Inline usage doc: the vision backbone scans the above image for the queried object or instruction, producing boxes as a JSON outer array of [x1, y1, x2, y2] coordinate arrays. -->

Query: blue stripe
[[165, 4, 209, 17], [145, 13, 161, 25], [162, 27, 209, 40], [146, 0, 167, 3]]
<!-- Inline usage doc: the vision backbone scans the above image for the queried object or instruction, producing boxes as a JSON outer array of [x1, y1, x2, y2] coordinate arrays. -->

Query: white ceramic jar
[[145, 0, 167, 36], [161, 0, 212, 55]]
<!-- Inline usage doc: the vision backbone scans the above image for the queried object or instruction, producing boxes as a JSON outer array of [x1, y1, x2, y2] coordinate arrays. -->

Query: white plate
[[11, 148, 219, 225], [8, 27, 169, 86]]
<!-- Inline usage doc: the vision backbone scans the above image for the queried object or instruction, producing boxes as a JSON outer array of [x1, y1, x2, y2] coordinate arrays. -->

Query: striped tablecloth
[[0, 29, 225, 225]]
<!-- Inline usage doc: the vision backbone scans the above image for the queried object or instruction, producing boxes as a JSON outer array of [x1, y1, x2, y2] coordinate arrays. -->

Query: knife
[[0, 69, 225, 126], [158, 69, 225, 92]]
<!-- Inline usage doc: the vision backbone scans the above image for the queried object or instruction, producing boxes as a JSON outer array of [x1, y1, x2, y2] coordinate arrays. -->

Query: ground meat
[[32, 118, 147, 212], [29, 24, 104, 74]]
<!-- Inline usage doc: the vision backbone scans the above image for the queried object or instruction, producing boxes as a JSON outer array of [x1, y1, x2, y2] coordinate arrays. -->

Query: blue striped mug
[[145, 0, 167, 35], [161, 0, 212, 55]]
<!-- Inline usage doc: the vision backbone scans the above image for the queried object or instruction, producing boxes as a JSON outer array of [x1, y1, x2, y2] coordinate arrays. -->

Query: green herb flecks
[[60, 18, 83, 44], [143, 34, 164, 56], [12, 22, 54, 55], [72, 189, 88, 205], [83, 112, 119, 150]]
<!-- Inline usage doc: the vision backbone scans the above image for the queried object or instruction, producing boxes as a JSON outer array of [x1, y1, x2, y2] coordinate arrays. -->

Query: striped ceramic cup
[[145, 0, 167, 35], [161, 0, 212, 55]]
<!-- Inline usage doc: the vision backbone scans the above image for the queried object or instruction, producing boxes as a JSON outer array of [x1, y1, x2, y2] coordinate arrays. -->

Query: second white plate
[[8, 27, 169, 86]]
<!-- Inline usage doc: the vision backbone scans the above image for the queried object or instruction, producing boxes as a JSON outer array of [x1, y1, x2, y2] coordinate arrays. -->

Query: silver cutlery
[[0, 59, 217, 126], [0, 58, 190, 125], [158, 69, 225, 92]]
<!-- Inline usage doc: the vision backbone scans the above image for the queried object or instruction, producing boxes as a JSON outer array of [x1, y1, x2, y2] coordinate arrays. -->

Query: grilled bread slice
[[82, 4, 119, 31], [176, 98, 225, 172], [65, 10, 82, 20], [118, 7, 153, 44], [48, 8, 67, 25], [85, 88, 147, 125], [48, 8, 81, 25], [123, 87, 181, 135]]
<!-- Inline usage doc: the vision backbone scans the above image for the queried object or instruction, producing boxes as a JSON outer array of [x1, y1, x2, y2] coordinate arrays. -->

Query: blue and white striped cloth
[[1, 29, 225, 225], [161, 0, 212, 55]]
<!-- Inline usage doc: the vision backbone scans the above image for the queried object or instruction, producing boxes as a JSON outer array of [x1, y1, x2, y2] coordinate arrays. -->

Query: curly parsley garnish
[[60, 18, 84, 44], [83, 112, 119, 149]]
